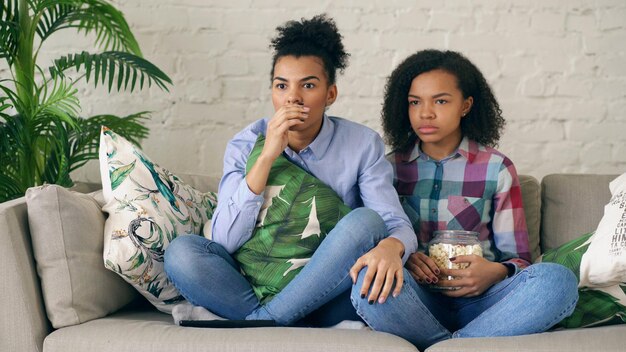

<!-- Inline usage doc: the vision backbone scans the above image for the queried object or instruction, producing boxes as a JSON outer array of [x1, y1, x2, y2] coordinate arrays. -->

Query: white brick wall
[[22, 0, 626, 181]]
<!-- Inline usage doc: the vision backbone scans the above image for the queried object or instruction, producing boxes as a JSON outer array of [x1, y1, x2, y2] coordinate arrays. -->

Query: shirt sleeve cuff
[[231, 179, 265, 212], [389, 230, 417, 265], [502, 262, 518, 277]]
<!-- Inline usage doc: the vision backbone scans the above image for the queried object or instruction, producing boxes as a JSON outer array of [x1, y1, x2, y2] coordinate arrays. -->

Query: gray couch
[[2, 173, 625, 352]]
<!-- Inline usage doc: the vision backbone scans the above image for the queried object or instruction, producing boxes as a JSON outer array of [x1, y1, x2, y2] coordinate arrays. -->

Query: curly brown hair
[[382, 49, 505, 152], [269, 14, 349, 85]]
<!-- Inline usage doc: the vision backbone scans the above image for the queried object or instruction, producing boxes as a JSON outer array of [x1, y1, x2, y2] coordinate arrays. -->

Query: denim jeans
[[164, 207, 387, 326], [351, 262, 579, 351]]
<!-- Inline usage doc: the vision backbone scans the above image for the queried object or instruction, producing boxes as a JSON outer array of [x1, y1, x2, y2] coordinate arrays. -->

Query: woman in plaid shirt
[[350, 49, 579, 350]]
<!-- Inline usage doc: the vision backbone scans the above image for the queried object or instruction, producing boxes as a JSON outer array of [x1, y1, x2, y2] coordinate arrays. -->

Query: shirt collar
[[400, 136, 477, 163], [293, 114, 334, 160]]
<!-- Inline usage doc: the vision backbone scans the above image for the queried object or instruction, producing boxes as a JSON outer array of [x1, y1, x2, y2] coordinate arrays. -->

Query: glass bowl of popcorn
[[428, 230, 483, 286]]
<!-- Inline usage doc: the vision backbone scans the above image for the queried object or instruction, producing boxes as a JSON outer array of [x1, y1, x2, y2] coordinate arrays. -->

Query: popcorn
[[429, 242, 483, 281]]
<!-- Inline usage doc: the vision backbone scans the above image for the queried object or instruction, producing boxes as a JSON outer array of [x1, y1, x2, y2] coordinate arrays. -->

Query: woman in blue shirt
[[164, 14, 416, 327]]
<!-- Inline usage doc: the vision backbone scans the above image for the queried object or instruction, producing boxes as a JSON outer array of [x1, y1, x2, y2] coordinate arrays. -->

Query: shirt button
[[464, 199, 469, 204], [432, 208, 437, 213], [434, 184, 439, 190]]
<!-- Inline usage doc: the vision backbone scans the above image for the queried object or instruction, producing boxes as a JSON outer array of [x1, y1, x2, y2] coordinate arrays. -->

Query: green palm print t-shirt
[[233, 135, 352, 304]]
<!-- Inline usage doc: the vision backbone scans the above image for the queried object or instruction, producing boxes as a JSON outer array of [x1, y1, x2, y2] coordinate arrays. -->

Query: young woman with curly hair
[[351, 50, 578, 349], [164, 15, 417, 328]]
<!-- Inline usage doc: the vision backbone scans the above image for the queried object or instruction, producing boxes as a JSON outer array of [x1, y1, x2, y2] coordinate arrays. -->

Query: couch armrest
[[0, 197, 51, 352]]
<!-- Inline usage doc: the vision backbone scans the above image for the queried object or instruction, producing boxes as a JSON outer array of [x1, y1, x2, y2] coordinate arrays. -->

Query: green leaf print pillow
[[234, 135, 352, 304], [99, 127, 217, 313], [540, 232, 626, 328]]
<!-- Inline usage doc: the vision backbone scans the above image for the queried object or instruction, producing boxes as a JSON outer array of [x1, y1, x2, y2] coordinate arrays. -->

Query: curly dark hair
[[382, 49, 504, 152], [269, 14, 349, 85]]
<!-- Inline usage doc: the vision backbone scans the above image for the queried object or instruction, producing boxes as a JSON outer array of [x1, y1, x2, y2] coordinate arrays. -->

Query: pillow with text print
[[99, 126, 217, 313]]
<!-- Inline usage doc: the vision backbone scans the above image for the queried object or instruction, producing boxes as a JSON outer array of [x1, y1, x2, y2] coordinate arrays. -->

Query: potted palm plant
[[0, 0, 172, 202]]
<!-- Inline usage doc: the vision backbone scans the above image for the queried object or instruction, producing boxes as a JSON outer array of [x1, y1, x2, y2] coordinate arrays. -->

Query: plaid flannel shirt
[[388, 137, 531, 272]]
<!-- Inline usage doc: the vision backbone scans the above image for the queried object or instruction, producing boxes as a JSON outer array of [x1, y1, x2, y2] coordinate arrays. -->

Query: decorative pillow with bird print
[[99, 127, 217, 313], [234, 135, 352, 304]]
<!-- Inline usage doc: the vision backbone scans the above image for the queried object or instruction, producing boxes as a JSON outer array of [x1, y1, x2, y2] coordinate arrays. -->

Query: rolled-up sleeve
[[358, 133, 418, 264], [210, 130, 265, 253]]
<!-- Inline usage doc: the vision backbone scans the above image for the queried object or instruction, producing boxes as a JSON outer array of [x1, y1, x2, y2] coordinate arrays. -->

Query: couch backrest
[[519, 175, 541, 261], [72, 173, 221, 194], [540, 174, 619, 252]]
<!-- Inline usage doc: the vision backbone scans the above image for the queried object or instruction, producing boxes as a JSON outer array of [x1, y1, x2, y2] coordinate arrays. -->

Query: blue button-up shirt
[[210, 115, 417, 263]]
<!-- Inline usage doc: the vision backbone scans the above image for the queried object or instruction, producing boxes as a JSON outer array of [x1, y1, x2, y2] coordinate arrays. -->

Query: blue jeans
[[164, 207, 386, 326], [351, 263, 579, 351]]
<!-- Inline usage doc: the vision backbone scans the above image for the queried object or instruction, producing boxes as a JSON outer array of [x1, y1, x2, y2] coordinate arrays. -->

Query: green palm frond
[[33, 2, 77, 42], [0, 1, 168, 203], [0, 96, 11, 116], [49, 51, 171, 92], [34, 74, 80, 124], [0, 114, 25, 200], [0, 110, 71, 198], [40, 115, 73, 186], [0, 79, 23, 115], [67, 112, 149, 171], [1, 77, 77, 195], [33, 0, 141, 55], [0, 0, 19, 65]]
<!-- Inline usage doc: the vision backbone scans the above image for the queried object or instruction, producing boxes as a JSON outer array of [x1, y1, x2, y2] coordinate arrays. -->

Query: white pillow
[[580, 172, 626, 287], [99, 127, 217, 312]]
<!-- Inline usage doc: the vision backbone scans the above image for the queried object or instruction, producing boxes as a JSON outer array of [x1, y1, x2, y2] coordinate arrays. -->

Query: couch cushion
[[541, 174, 618, 251], [43, 310, 418, 352], [519, 175, 541, 261], [425, 324, 626, 352], [99, 127, 218, 313], [25, 185, 138, 328]]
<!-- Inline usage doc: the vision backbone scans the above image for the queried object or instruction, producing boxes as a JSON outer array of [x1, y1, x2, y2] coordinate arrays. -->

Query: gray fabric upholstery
[[2, 173, 626, 352], [519, 175, 541, 261], [72, 172, 220, 194], [44, 310, 417, 352], [0, 197, 50, 352], [540, 174, 618, 251], [426, 325, 626, 352]]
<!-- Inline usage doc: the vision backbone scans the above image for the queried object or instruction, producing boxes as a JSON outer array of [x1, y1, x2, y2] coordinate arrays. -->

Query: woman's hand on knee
[[349, 237, 404, 304]]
